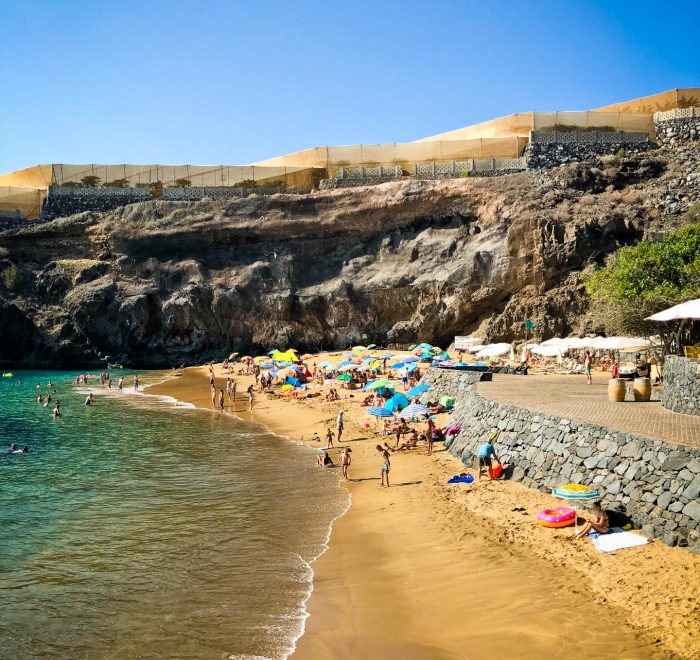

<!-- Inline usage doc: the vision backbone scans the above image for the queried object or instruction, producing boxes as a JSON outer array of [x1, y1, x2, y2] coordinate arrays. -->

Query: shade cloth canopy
[[476, 343, 512, 358]]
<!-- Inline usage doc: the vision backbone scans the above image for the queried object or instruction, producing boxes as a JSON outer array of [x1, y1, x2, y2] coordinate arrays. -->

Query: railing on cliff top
[[654, 107, 700, 122], [529, 130, 649, 144]]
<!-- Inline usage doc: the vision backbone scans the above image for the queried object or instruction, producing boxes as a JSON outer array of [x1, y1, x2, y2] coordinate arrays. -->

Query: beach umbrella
[[261, 362, 274, 369], [646, 298, 700, 321], [419, 351, 434, 359], [406, 363, 417, 372], [227, 352, 238, 360], [280, 384, 294, 391], [368, 406, 394, 418], [381, 353, 395, 359], [399, 403, 430, 418], [336, 374, 352, 381], [344, 352, 356, 358], [476, 343, 511, 358], [352, 345, 367, 352], [407, 383, 431, 398], [370, 360, 381, 369], [318, 361, 334, 368], [339, 364, 359, 371], [385, 392, 409, 412], [403, 357, 419, 363], [366, 379, 392, 390], [286, 376, 301, 387], [367, 344, 377, 349], [552, 484, 602, 532], [452, 361, 470, 367]]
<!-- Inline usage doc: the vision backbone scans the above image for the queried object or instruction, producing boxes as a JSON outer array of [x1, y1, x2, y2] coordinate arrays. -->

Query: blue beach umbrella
[[403, 357, 419, 363], [368, 406, 394, 418], [390, 362, 405, 369], [318, 361, 334, 368], [286, 377, 301, 387], [385, 392, 409, 412], [407, 383, 431, 398]]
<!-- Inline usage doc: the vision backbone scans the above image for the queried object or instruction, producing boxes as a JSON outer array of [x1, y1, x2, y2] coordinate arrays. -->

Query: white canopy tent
[[646, 299, 700, 322]]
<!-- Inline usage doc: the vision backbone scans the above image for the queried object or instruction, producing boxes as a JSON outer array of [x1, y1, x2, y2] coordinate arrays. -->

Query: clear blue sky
[[1, 0, 699, 172]]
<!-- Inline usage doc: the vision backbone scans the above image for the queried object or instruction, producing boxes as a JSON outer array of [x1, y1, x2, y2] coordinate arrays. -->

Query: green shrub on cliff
[[582, 205, 700, 340]]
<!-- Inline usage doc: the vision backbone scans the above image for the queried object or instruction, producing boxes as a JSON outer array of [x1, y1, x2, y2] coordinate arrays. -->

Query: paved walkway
[[477, 374, 700, 449]]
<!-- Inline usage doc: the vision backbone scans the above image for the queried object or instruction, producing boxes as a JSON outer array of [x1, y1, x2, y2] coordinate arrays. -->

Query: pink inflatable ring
[[536, 507, 576, 528]]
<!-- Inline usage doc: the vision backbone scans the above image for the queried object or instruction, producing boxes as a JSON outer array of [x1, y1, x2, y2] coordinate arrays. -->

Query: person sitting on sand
[[316, 451, 335, 468], [476, 431, 500, 481], [340, 447, 351, 480], [574, 501, 609, 540], [376, 444, 391, 486]]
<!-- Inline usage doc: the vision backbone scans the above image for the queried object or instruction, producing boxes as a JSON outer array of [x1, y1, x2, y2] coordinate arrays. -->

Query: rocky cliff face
[[1, 143, 698, 368]]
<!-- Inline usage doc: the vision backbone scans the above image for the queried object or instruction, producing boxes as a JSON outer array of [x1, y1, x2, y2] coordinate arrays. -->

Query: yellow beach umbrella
[[280, 384, 293, 391]]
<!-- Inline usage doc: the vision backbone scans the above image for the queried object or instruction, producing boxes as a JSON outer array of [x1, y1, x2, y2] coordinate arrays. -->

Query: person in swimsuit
[[325, 427, 334, 449], [247, 385, 254, 411], [336, 410, 344, 442], [316, 451, 335, 467], [376, 444, 391, 487], [218, 388, 225, 412], [340, 447, 351, 480], [583, 351, 592, 385], [575, 501, 610, 539]]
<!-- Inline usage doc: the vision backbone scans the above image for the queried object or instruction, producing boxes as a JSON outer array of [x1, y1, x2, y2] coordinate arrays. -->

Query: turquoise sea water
[[0, 371, 349, 659]]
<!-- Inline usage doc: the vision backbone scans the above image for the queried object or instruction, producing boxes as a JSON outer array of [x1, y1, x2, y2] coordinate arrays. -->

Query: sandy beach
[[148, 359, 700, 660]]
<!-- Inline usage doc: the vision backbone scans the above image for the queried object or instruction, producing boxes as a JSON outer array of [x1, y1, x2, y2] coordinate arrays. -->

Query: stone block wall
[[661, 355, 700, 416], [42, 186, 150, 220], [654, 108, 700, 145], [524, 140, 656, 170], [162, 186, 303, 200], [420, 368, 700, 550]]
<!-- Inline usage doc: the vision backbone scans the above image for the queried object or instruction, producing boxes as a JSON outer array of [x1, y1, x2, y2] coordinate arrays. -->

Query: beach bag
[[491, 463, 503, 479]]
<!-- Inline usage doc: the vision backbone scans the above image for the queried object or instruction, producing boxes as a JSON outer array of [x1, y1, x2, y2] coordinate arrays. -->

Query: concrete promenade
[[478, 374, 700, 449]]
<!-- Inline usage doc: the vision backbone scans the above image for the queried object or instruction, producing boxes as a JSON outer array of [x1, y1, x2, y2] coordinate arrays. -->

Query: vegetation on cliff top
[[582, 203, 700, 340]]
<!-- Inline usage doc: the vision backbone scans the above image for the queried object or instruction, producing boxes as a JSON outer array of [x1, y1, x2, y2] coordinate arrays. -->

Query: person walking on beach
[[336, 410, 344, 442], [401, 367, 409, 391], [376, 444, 391, 487], [218, 388, 225, 412], [118, 376, 124, 391], [133, 375, 139, 391], [584, 351, 593, 385], [340, 447, 351, 480]]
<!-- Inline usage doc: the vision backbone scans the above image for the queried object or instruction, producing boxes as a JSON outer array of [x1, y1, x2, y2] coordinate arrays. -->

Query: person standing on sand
[[325, 427, 334, 449], [340, 447, 351, 480], [376, 445, 391, 486], [118, 377, 124, 391], [247, 385, 254, 411], [218, 388, 225, 412], [425, 416, 436, 455], [336, 410, 344, 442], [584, 350, 593, 385], [133, 375, 139, 391], [211, 384, 217, 407]]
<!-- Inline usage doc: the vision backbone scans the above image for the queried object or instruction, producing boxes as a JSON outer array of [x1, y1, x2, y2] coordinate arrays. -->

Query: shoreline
[[147, 362, 700, 660]]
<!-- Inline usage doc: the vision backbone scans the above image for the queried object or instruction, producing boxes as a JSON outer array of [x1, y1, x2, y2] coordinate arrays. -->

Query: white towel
[[592, 528, 649, 553]]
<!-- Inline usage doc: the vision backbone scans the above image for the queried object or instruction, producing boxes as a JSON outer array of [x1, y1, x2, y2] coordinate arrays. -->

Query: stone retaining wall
[[42, 186, 150, 220], [661, 355, 700, 416], [420, 368, 700, 550], [524, 140, 656, 169], [654, 113, 700, 146], [162, 186, 306, 200]]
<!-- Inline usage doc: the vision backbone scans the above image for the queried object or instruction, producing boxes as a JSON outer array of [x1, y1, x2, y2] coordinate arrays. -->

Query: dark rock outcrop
[[1, 144, 699, 368]]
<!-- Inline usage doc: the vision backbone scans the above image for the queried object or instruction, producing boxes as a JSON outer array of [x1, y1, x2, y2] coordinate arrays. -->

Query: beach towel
[[591, 528, 649, 553]]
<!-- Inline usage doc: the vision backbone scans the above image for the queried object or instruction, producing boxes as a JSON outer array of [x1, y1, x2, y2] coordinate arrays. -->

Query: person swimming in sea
[[84, 393, 94, 406], [53, 402, 61, 418]]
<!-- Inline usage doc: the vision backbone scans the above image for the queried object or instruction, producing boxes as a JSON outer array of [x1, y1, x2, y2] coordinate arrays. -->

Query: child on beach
[[218, 389, 225, 412], [476, 431, 500, 481], [340, 447, 351, 480], [325, 428, 334, 449]]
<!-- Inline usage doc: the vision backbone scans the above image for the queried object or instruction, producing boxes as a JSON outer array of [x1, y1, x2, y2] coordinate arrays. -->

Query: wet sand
[[148, 360, 700, 660]]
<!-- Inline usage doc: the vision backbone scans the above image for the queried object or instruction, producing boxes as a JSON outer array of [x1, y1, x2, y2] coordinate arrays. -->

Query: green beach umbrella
[[366, 379, 392, 390], [336, 374, 352, 381]]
